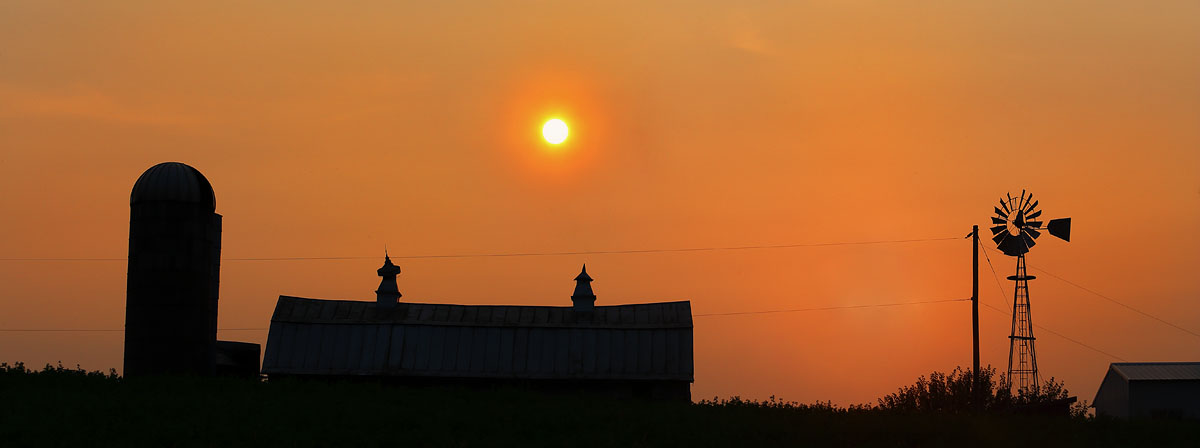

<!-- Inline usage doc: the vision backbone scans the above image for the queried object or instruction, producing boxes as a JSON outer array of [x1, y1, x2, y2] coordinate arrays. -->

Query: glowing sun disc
[[542, 119, 568, 144]]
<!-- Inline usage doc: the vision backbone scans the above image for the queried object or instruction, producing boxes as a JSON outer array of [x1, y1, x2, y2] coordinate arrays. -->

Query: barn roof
[[1109, 362, 1200, 381], [261, 296, 694, 381]]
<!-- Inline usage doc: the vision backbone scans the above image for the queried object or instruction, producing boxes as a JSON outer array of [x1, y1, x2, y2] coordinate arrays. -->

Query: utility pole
[[972, 225, 981, 409]]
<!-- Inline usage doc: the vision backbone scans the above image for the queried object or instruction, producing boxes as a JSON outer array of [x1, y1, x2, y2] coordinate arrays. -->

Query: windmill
[[990, 190, 1071, 392]]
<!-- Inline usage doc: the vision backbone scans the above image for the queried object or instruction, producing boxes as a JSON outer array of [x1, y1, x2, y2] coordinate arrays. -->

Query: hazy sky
[[2, 1, 1198, 404]]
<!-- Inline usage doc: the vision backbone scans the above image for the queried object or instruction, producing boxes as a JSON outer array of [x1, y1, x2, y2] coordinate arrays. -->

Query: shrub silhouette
[[1, 361, 118, 380], [876, 365, 1087, 417]]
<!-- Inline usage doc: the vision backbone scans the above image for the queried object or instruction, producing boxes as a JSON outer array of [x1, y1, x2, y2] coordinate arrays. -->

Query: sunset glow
[[1, 1, 1198, 409]]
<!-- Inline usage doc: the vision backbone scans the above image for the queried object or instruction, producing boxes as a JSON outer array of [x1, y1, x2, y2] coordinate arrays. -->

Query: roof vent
[[376, 252, 401, 308], [571, 264, 595, 312]]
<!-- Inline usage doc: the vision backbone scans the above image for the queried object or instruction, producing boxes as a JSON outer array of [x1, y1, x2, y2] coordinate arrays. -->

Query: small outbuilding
[[1092, 362, 1200, 419], [261, 259, 694, 401]]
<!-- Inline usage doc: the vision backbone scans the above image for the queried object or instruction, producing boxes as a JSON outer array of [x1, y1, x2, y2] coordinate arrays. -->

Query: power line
[[694, 298, 968, 317], [977, 238, 1010, 311], [975, 242, 1126, 361], [0, 236, 962, 262], [1029, 265, 1200, 340], [0, 328, 267, 333], [982, 246, 1200, 341], [0, 298, 969, 332], [984, 300, 1123, 360], [0, 257, 125, 261]]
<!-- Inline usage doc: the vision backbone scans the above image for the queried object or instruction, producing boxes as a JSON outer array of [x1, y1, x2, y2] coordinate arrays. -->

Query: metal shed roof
[[262, 296, 694, 382], [1110, 362, 1200, 381]]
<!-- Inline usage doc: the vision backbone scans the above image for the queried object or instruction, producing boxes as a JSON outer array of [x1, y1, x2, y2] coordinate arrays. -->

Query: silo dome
[[130, 162, 216, 211]]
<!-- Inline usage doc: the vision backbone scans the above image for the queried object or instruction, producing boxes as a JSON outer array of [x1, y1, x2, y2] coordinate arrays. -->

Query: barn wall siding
[[1129, 381, 1200, 419], [1093, 370, 1130, 418]]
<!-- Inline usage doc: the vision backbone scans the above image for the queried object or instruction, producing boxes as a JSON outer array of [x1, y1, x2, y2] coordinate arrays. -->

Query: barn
[[1092, 362, 1200, 419], [261, 258, 694, 401]]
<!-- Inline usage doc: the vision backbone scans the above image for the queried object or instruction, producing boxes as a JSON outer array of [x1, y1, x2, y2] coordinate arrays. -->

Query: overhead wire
[[0, 236, 962, 262], [979, 302, 1126, 362], [3, 232, 1188, 360], [982, 245, 1200, 340], [0, 235, 967, 333], [1, 298, 970, 332], [977, 237, 1009, 311], [0, 328, 267, 332], [976, 238, 1127, 361], [693, 298, 969, 317], [1029, 265, 1200, 340]]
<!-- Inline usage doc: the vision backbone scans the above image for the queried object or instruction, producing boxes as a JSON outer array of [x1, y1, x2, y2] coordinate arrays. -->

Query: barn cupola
[[375, 252, 402, 308], [571, 264, 596, 312]]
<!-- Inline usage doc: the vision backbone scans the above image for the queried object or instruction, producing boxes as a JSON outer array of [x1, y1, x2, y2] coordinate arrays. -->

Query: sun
[[542, 119, 568, 144]]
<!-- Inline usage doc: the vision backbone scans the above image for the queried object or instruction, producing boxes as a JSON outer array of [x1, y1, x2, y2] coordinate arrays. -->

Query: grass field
[[3, 363, 1198, 447]]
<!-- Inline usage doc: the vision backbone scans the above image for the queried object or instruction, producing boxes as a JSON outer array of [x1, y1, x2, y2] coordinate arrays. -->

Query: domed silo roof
[[130, 162, 216, 211]]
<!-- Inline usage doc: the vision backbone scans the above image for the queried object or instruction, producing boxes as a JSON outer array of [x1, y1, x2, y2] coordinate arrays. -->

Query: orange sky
[[2, 1, 1198, 404]]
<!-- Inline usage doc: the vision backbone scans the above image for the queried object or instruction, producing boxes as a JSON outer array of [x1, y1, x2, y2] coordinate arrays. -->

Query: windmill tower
[[989, 191, 1071, 392]]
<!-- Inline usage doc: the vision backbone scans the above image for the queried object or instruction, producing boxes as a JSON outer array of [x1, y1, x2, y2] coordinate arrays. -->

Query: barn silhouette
[[261, 260, 695, 401]]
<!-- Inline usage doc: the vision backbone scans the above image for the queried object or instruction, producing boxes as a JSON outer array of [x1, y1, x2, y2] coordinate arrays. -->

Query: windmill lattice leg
[[1006, 254, 1039, 393]]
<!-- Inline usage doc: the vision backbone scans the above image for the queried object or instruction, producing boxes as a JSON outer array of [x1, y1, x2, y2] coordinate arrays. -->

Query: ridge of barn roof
[[1109, 362, 1200, 381], [270, 295, 693, 329]]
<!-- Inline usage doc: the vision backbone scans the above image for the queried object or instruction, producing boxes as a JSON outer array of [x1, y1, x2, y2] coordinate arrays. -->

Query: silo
[[124, 162, 221, 377]]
